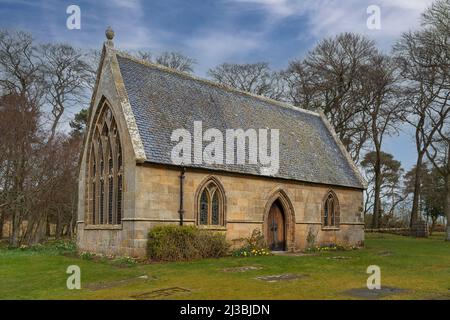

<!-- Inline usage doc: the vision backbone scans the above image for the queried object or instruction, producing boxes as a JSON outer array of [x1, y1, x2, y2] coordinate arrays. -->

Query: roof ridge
[[113, 49, 319, 117]]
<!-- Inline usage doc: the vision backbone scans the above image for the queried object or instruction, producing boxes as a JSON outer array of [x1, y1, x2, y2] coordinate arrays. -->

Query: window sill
[[197, 225, 227, 231], [84, 224, 122, 230], [321, 227, 340, 231]]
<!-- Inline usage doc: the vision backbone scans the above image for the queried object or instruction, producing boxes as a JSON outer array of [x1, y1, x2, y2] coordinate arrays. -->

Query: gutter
[[179, 167, 186, 225]]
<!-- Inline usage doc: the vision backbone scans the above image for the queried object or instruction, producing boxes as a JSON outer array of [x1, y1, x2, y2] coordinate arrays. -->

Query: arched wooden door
[[267, 200, 286, 251]]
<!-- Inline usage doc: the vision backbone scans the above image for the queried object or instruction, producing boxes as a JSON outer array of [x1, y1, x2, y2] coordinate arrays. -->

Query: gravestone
[[131, 287, 191, 299], [411, 220, 428, 238], [343, 287, 407, 299]]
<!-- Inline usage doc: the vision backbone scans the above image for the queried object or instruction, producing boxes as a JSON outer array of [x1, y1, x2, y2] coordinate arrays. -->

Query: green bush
[[147, 225, 230, 261]]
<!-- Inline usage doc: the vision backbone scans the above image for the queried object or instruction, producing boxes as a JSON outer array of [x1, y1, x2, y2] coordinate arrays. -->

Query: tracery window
[[87, 102, 123, 225], [323, 191, 340, 228], [197, 179, 225, 226]]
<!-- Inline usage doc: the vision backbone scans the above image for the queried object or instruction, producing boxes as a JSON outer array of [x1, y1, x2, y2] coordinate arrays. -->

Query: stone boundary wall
[[365, 223, 429, 238]]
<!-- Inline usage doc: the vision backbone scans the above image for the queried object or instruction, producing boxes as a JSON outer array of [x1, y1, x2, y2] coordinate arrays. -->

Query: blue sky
[[0, 0, 435, 170]]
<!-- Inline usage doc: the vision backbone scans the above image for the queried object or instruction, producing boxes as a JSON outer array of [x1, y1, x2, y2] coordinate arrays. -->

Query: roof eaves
[[109, 48, 147, 163], [317, 111, 367, 190]]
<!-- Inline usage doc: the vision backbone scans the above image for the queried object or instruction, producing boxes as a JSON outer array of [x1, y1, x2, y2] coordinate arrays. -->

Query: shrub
[[53, 240, 77, 255], [111, 256, 138, 267], [147, 225, 230, 261], [79, 251, 95, 260], [196, 231, 230, 258], [232, 229, 271, 257], [13, 240, 77, 255]]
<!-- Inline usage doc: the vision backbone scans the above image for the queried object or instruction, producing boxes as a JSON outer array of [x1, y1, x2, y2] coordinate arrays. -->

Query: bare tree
[[421, 0, 450, 241], [0, 29, 45, 106], [0, 93, 41, 246], [39, 43, 92, 142], [394, 0, 450, 229], [283, 60, 314, 108], [0, 30, 44, 246], [425, 125, 450, 241], [285, 33, 378, 162], [83, 49, 101, 91], [135, 50, 196, 73], [155, 52, 196, 73], [358, 54, 404, 228], [0, 30, 91, 245], [208, 62, 285, 100]]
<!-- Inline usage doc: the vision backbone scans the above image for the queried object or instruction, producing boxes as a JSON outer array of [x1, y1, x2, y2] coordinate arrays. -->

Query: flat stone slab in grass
[[326, 256, 352, 260], [343, 287, 408, 299], [131, 287, 191, 299], [256, 273, 309, 282], [377, 250, 394, 256], [427, 294, 450, 300], [222, 266, 262, 273], [84, 275, 155, 291]]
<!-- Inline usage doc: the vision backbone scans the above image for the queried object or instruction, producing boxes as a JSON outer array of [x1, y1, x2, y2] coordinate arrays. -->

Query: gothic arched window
[[87, 102, 123, 225], [323, 191, 340, 228], [197, 179, 225, 226]]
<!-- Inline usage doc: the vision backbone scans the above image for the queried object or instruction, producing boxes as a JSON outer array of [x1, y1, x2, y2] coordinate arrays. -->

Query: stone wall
[[77, 162, 364, 257], [135, 165, 364, 253]]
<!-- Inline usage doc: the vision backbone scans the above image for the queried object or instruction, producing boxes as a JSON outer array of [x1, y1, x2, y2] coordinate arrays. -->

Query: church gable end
[[85, 100, 123, 226]]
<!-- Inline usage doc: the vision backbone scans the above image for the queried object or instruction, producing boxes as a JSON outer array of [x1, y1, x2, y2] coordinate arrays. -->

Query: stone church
[[77, 29, 366, 257]]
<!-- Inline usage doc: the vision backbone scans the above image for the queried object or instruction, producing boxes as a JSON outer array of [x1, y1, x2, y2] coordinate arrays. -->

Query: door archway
[[263, 188, 296, 252], [267, 200, 286, 251]]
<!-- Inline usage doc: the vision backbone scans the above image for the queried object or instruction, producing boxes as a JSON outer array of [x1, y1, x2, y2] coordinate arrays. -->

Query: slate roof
[[115, 53, 365, 189]]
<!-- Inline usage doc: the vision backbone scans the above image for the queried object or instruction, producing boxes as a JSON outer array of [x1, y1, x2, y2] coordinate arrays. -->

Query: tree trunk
[[410, 153, 424, 227], [371, 146, 382, 229], [31, 214, 47, 245], [55, 211, 62, 240], [11, 210, 22, 247], [429, 217, 437, 236], [0, 212, 4, 239], [445, 173, 450, 241], [22, 215, 37, 245], [46, 215, 51, 237]]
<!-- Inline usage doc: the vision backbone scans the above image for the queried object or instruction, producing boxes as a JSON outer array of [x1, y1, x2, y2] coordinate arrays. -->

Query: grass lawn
[[0, 233, 449, 300]]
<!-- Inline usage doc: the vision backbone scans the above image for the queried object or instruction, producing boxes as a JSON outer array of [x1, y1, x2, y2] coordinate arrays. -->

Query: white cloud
[[229, 0, 435, 50], [109, 0, 142, 10], [229, 0, 303, 17], [184, 31, 265, 75], [103, 0, 151, 49]]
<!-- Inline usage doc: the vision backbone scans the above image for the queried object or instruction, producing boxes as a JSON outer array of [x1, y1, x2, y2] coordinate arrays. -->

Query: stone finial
[[105, 26, 114, 40], [105, 26, 114, 47]]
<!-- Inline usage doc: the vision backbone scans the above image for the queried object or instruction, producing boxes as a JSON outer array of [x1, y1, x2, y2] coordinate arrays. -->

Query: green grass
[[0, 233, 449, 300]]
